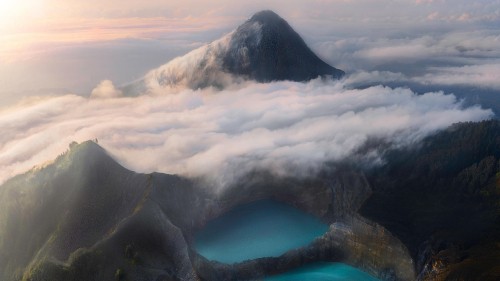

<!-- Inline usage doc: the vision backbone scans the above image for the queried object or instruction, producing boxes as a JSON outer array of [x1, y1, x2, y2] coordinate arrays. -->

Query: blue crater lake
[[194, 199, 329, 263], [265, 262, 381, 281]]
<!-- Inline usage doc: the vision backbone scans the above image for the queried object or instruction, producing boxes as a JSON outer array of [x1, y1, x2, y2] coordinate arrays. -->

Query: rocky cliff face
[[191, 170, 415, 281], [361, 120, 500, 281], [325, 216, 415, 281], [4, 127, 498, 281], [0, 141, 414, 281], [192, 215, 415, 281]]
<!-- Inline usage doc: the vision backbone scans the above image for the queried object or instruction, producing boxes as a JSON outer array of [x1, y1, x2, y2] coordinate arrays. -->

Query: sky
[[1, 0, 499, 103], [0, 0, 499, 188]]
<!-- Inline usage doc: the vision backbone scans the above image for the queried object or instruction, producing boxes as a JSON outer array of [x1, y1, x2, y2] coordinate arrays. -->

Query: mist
[[0, 78, 492, 188]]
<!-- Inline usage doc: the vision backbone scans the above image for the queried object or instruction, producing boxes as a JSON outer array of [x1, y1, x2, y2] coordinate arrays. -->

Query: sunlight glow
[[0, 0, 45, 28]]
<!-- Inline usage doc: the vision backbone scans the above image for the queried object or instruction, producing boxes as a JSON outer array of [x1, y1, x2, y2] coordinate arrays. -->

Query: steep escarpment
[[361, 120, 500, 281], [192, 215, 415, 281], [0, 141, 413, 281], [1, 142, 200, 281], [0, 141, 148, 281]]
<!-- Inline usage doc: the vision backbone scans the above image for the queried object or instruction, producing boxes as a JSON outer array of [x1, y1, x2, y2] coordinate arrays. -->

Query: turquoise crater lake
[[265, 262, 381, 281], [194, 199, 329, 263]]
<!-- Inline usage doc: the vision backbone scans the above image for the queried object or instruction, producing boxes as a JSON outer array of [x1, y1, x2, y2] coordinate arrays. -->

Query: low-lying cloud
[[91, 80, 123, 99], [0, 79, 492, 189], [312, 30, 500, 77], [416, 63, 500, 90]]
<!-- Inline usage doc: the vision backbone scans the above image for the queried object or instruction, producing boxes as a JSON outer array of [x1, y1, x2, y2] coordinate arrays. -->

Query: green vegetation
[[0, 141, 149, 281], [124, 244, 140, 265], [115, 268, 124, 281]]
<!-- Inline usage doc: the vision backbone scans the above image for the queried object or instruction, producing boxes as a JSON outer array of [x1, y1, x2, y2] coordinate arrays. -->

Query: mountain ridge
[[1, 121, 500, 280]]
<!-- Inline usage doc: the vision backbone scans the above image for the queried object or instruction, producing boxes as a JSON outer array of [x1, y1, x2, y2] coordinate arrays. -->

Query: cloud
[[1, 2, 500, 190], [341, 63, 500, 92], [313, 30, 500, 73], [415, 63, 500, 90], [91, 80, 123, 99], [344, 71, 410, 87], [0, 79, 492, 189], [137, 32, 242, 93]]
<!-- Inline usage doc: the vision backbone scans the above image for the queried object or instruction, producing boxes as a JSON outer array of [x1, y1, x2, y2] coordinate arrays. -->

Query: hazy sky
[[1, 0, 499, 104]]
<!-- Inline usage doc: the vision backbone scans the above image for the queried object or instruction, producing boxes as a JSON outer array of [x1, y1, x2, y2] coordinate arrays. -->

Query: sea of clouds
[[1, 1, 499, 188], [0, 78, 492, 188]]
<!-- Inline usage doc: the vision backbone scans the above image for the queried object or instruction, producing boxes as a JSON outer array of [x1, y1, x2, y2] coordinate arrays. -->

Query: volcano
[[124, 10, 344, 94], [222, 10, 344, 82]]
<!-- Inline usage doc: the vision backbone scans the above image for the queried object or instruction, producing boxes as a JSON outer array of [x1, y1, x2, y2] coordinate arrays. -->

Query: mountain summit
[[222, 10, 344, 83], [125, 10, 344, 94]]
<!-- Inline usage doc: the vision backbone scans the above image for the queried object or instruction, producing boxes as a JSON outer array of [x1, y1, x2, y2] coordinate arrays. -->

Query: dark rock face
[[0, 141, 413, 281], [361, 120, 500, 281], [222, 10, 344, 82], [191, 170, 414, 281]]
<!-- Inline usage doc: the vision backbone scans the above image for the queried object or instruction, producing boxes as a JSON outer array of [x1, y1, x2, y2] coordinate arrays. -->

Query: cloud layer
[[91, 80, 123, 98], [1, 2, 499, 189], [0, 79, 491, 189]]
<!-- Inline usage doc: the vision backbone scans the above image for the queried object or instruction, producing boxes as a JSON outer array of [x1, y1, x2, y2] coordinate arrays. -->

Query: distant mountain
[[123, 10, 344, 95]]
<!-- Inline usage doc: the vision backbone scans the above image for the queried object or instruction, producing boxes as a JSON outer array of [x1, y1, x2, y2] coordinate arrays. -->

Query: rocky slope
[[361, 120, 500, 281], [0, 141, 413, 281]]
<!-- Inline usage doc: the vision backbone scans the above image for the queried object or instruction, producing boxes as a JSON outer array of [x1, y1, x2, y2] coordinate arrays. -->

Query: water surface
[[194, 199, 329, 263], [265, 262, 381, 281]]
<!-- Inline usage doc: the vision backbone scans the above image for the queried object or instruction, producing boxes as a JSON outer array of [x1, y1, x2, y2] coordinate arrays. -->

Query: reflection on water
[[265, 262, 381, 281]]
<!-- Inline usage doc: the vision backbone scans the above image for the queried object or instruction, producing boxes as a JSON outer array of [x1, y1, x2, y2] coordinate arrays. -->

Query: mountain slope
[[0, 141, 203, 281], [2, 121, 499, 281], [0, 140, 414, 281], [123, 10, 344, 94], [361, 120, 500, 281]]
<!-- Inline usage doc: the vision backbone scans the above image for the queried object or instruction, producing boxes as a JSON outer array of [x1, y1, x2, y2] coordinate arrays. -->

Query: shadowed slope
[[124, 10, 343, 94], [222, 10, 344, 82]]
